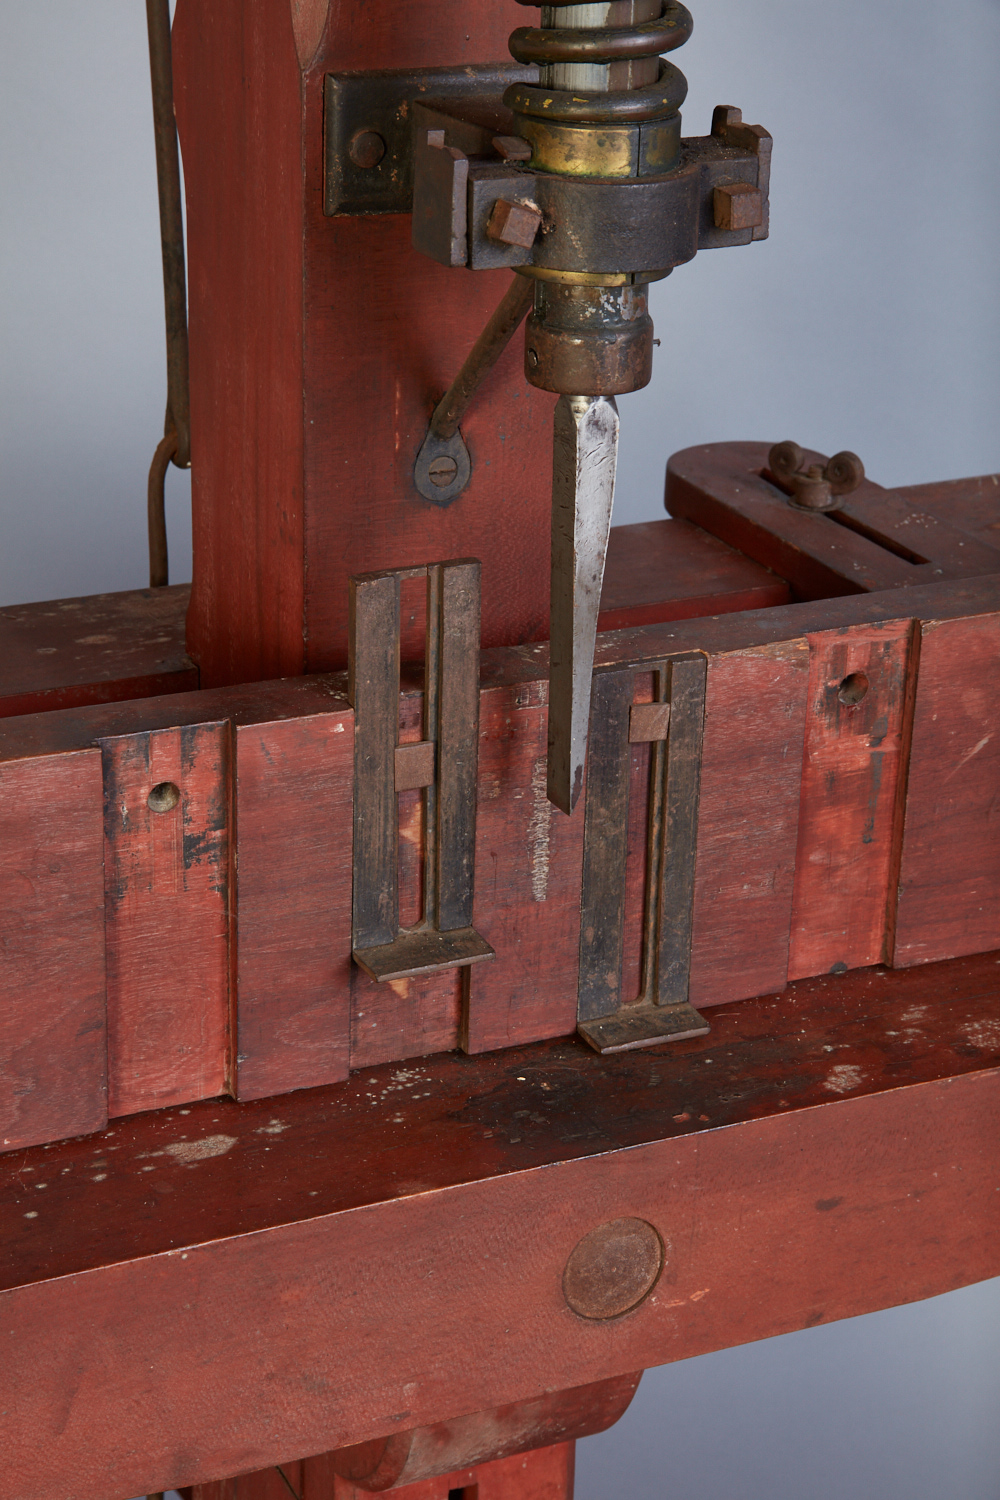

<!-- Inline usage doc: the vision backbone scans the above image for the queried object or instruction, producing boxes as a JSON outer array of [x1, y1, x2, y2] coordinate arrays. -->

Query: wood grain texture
[[890, 472, 1000, 545], [599, 517, 790, 630], [689, 640, 809, 1008], [0, 585, 196, 718], [894, 612, 1000, 967], [463, 682, 584, 1054], [173, 0, 555, 685], [0, 750, 106, 1152], [173, 0, 306, 686], [2, 951, 998, 1500], [309, 1443, 575, 1500], [192, 1463, 302, 1500], [102, 724, 230, 1116], [235, 712, 355, 1099], [788, 621, 916, 981]]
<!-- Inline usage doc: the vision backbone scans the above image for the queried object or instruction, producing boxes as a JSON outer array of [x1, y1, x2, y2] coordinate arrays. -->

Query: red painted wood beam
[[3, 950, 998, 1500]]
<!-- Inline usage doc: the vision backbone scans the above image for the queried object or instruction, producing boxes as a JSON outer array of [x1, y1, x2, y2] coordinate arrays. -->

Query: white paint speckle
[[165, 1134, 238, 1164], [527, 757, 551, 903], [963, 1019, 1000, 1050], [24, 1211, 38, 1220], [823, 1065, 865, 1094]]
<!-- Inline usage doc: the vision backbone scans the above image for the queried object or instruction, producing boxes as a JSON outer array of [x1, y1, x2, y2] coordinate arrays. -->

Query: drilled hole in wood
[[838, 672, 869, 706], [448, 1489, 478, 1500], [147, 781, 180, 813]]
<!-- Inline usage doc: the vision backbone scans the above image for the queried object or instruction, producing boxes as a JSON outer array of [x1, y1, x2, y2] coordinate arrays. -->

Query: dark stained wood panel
[[0, 749, 107, 1152], [894, 612, 1000, 967], [689, 639, 809, 1008], [0, 585, 196, 718], [788, 620, 916, 981], [234, 712, 355, 1099], [2, 951, 998, 1500], [102, 724, 230, 1116]]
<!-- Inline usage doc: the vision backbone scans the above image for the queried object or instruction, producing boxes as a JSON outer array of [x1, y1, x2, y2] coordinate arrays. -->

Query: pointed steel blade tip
[[546, 393, 620, 816]]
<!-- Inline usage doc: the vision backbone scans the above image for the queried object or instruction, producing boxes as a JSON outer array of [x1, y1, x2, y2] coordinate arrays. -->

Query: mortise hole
[[147, 781, 180, 813], [838, 672, 869, 706]]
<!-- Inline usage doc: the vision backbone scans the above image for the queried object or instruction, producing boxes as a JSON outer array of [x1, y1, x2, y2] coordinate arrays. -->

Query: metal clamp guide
[[349, 559, 494, 983], [578, 652, 710, 1053]]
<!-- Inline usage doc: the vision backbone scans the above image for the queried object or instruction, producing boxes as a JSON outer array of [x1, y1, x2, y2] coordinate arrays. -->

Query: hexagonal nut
[[713, 181, 764, 232]]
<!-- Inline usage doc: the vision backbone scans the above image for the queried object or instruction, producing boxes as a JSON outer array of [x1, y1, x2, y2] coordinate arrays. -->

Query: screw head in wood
[[563, 1218, 664, 1320], [427, 455, 459, 487]]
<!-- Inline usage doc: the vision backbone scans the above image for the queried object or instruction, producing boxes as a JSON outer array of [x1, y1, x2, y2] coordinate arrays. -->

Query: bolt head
[[349, 130, 387, 169]]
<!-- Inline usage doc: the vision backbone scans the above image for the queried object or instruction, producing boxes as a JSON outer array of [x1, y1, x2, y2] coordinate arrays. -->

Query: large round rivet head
[[563, 1218, 664, 1321]]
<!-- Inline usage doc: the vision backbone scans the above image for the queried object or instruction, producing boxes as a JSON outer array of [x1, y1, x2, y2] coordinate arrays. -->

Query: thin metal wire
[[147, 431, 175, 587], [145, 0, 191, 587]]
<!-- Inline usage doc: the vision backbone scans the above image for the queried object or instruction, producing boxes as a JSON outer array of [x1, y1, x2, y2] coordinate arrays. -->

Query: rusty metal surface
[[323, 64, 533, 217], [525, 283, 654, 395], [562, 1218, 664, 1320], [429, 276, 535, 443], [769, 441, 866, 513], [144, 0, 190, 588], [413, 276, 534, 504]]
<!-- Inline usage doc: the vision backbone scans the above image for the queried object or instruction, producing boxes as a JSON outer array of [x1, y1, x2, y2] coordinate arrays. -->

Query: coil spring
[[507, 1, 692, 125]]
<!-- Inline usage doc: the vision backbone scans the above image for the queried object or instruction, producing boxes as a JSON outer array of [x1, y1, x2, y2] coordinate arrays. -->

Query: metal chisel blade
[[547, 393, 620, 815]]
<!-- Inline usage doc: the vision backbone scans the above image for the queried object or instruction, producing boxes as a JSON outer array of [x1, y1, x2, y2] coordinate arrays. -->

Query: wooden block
[[462, 683, 585, 1054], [879, 472, 1000, 547], [315, 1443, 575, 1499], [667, 443, 928, 598], [0, 749, 106, 1152], [599, 517, 790, 632], [0, 584, 196, 719], [350, 968, 463, 1070], [788, 620, 916, 981], [4, 952, 998, 1500], [894, 612, 1000, 966], [234, 712, 355, 1100], [192, 1461, 302, 1500], [101, 724, 230, 1116], [172, 0, 555, 686], [689, 640, 809, 1009], [311, 1376, 632, 1492]]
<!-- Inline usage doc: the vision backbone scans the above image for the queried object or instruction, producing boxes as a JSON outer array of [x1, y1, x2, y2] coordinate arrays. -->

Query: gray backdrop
[[2, 5, 998, 1497]]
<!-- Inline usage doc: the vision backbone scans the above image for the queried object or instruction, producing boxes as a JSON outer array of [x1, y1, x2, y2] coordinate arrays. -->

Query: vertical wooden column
[[172, 0, 555, 686]]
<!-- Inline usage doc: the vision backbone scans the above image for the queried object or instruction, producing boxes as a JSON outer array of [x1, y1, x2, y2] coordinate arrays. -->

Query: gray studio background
[[2, 4, 999, 1498]]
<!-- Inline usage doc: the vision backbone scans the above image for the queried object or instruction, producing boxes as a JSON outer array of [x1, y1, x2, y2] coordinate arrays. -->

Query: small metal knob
[[768, 441, 865, 513]]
